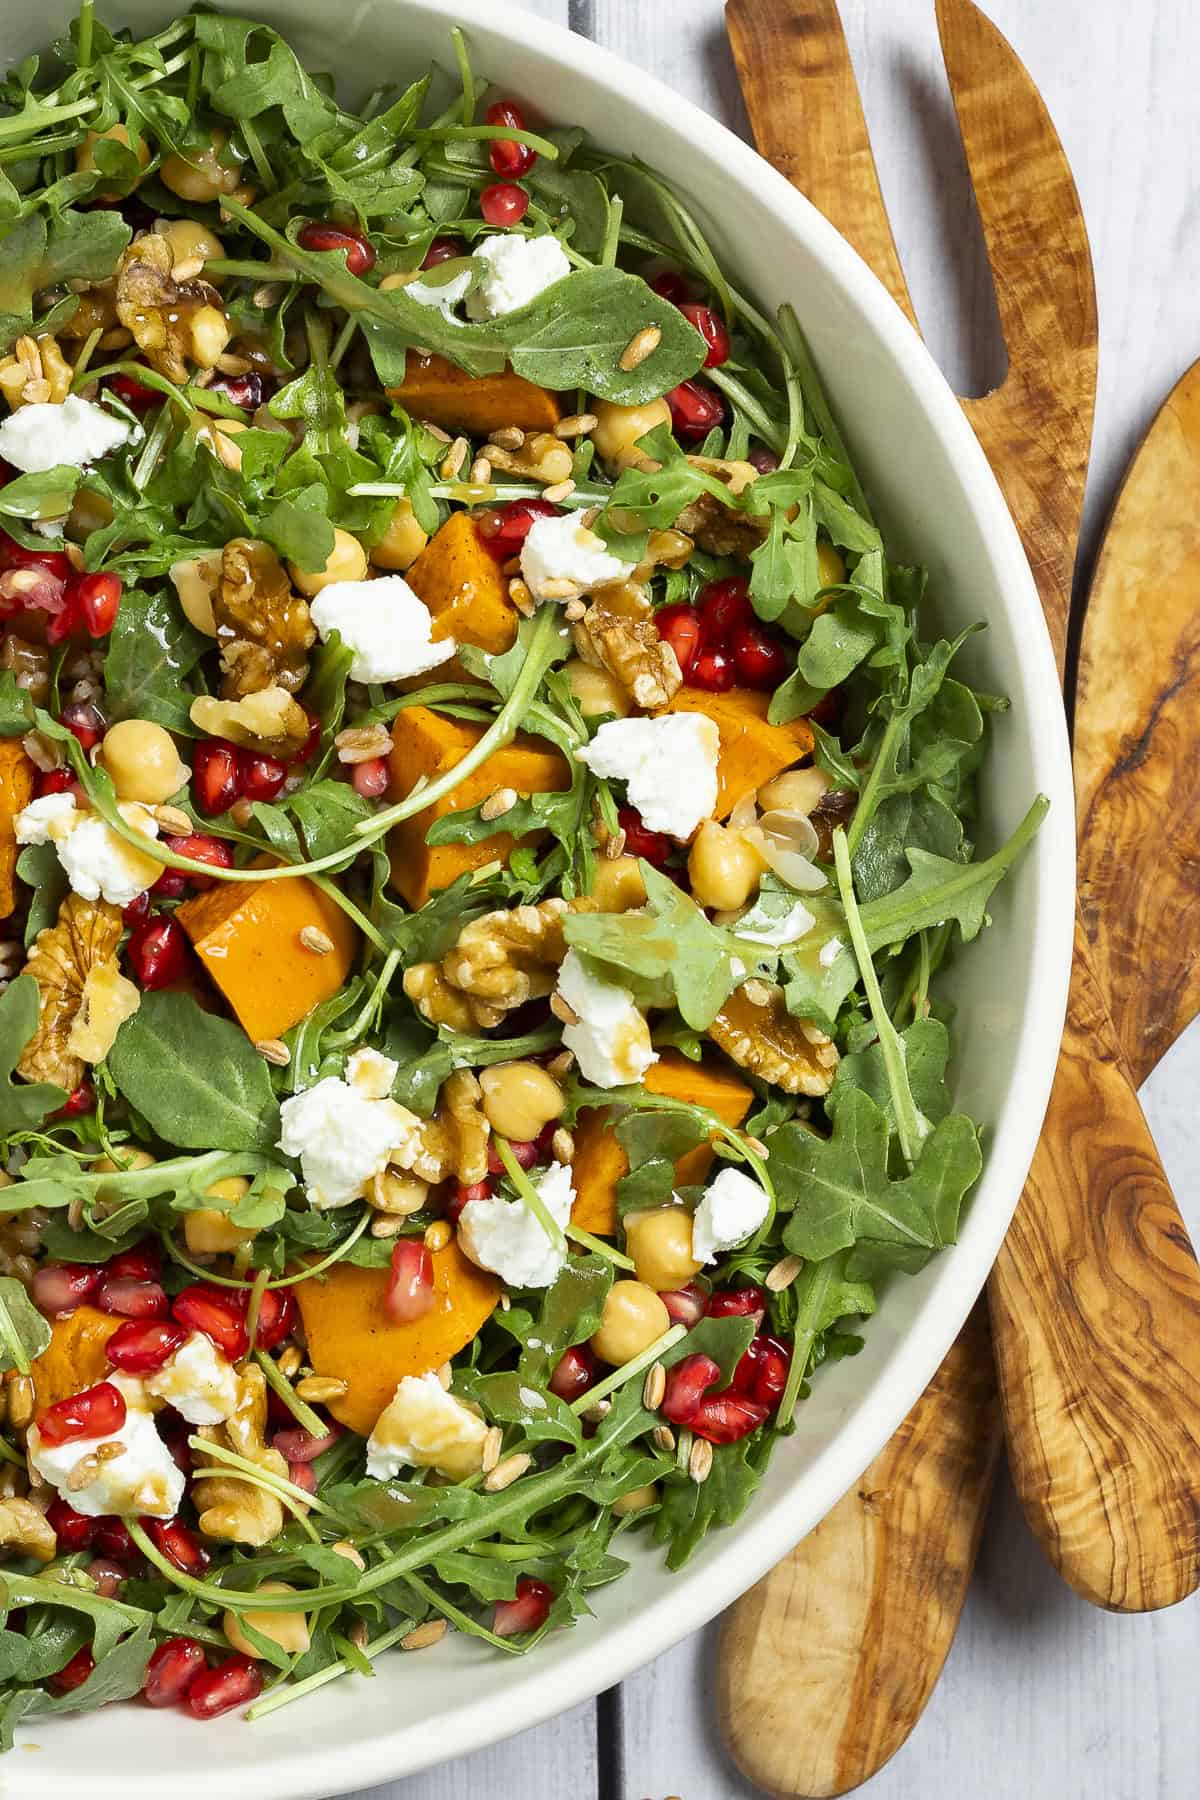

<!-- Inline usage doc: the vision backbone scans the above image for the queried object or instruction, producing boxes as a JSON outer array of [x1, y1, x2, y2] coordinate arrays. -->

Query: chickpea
[[98, 718, 188, 805], [92, 1150, 156, 1175], [288, 527, 368, 597], [161, 129, 241, 204], [190, 305, 232, 370], [591, 396, 672, 473], [612, 1483, 660, 1517], [590, 1281, 671, 1367], [624, 1206, 703, 1292], [589, 854, 646, 913], [371, 498, 428, 571], [757, 767, 831, 817], [169, 553, 220, 636], [479, 1062, 564, 1143], [687, 819, 764, 912], [367, 1170, 429, 1216], [817, 540, 846, 588], [524, 433, 574, 485], [223, 1583, 311, 1658], [75, 124, 150, 187], [565, 658, 630, 719], [184, 1177, 258, 1255], [154, 217, 225, 273]]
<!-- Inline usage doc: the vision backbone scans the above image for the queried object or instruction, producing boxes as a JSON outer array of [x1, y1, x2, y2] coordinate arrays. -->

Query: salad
[[0, 2, 1045, 1743]]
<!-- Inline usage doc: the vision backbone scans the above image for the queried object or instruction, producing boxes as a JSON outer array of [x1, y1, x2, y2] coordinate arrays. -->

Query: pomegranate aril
[[107, 372, 159, 414], [32, 1261, 101, 1317], [731, 623, 791, 691], [50, 1645, 95, 1694], [143, 1515, 210, 1575], [36, 1379, 126, 1446], [288, 1460, 318, 1496], [480, 181, 529, 228], [127, 915, 190, 991], [193, 738, 241, 815], [271, 1423, 341, 1463], [678, 301, 730, 368], [690, 1390, 770, 1444], [122, 889, 151, 927], [75, 571, 122, 637], [252, 1286, 296, 1352], [35, 767, 79, 799], [105, 1318, 187, 1374], [58, 700, 107, 752], [351, 756, 389, 799], [186, 1654, 263, 1720], [449, 1178, 492, 1224], [666, 379, 726, 440], [163, 833, 234, 888], [235, 749, 287, 803], [0, 531, 70, 578], [422, 236, 464, 267], [485, 100, 537, 177], [172, 1284, 250, 1360], [492, 1576, 554, 1638], [152, 867, 188, 899], [661, 1353, 721, 1425], [732, 1332, 792, 1409], [477, 496, 560, 562], [87, 1556, 127, 1597], [296, 220, 376, 276], [144, 1636, 206, 1708], [94, 1516, 137, 1562], [385, 1239, 436, 1324], [487, 1136, 537, 1176], [706, 1285, 767, 1324], [616, 805, 673, 867], [653, 602, 703, 680], [58, 1080, 95, 1119], [649, 269, 690, 305], [688, 644, 736, 693], [97, 1275, 169, 1319], [548, 1344, 597, 1402], [659, 1283, 707, 1329], [207, 370, 265, 411], [46, 1497, 96, 1551], [697, 576, 754, 645], [748, 444, 779, 473], [106, 1243, 162, 1283]]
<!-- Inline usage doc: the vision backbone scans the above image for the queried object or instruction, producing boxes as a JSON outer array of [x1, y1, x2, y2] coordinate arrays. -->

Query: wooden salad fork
[[716, 1, 1200, 1793]]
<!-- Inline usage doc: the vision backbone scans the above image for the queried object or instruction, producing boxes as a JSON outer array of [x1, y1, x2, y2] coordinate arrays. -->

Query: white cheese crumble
[[404, 268, 473, 321], [691, 1166, 771, 1264], [819, 935, 845, 968], [145, 1332, 240, 1426], [736, 900, 816, 948], [458, 1159, 576, 1289], [465, 232, 572, 319], [366, 1372, 489, 1481], [26, 1375, 184, 1519], [0, 394, 132, 474], [519, 512, 634, 602], [555, 948, 658, 1090], [278, 1073, 422, 1210], [309, 575, 455, 684], [346, 1046, 399, 1102], [15, 794, 162, 908], [578, 713, 720, 839]]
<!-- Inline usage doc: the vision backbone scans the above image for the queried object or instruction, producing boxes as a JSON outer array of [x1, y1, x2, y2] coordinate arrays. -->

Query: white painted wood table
[[343, 2, 1200, 1795]]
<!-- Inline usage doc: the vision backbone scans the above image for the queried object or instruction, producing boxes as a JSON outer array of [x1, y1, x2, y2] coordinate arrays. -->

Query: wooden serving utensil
[[717, 2, 1200, 1793]]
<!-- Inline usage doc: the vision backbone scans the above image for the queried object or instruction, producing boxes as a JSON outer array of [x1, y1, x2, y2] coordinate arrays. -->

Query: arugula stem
[[77, 0, 95, 70], [451, 26, 475, 126], [413, 124, 559, 159], [164, 1208, 371, 1293], [708, 367, 785, 455], [569, 1324, 686, 1414], [844, 706, 904, 862], [403, 1568, 520, 1654], [493, 1137, 566, 1256], [253, 1349, 327, 1437], [245, 1617, 416, 1722], [310, 873, 386, 952], [565, 1224, 635, 1271], [187, 1436, 350, 1528], [572, 1087, 774, 1201]]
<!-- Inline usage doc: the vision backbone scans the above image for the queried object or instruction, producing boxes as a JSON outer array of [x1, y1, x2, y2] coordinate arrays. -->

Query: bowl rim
[[13, 0, 1076, 1790]]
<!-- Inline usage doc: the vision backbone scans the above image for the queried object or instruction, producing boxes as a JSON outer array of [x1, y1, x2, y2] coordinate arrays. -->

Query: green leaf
[[0, 1275, 50, 1374], [13, 843, 65, 946], [0, 466, 81, 521], [504, 1256, 614, 1386], [102, 587, 208, 732], [464, 1370, 582, 1449], [106, 991, 282, 1153], [0, 671, 34, 738], [828, 1017, 952, 1135], [0, 976, 66, 1138]]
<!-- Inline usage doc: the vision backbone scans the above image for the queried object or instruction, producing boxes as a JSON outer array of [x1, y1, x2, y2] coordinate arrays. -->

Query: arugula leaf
[[0, 672, 34, 738], [0, 467, 81, 521], [13, 843, 65, 946], [653, 1432, 772, 1570], [0, 1276, 50, 1374], [0, 976, 66, 1137], [106, 992, 282, 1153], [828, 1018, 952, 1136], [502, 1257, 614, 1385], [102, 587, 208, 733]]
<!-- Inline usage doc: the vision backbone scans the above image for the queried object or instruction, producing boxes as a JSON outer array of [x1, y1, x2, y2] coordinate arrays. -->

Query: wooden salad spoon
[[716, 1, 1200, 1794]]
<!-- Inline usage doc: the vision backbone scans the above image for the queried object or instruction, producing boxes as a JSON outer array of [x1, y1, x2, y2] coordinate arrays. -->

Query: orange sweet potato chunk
[[571, 1051, 754, 1236], [295, 1240, 501, 1436], [665, 688, 815, 819], [30, 1306, 122, 1413], [177, 874, 357, 1043], [388, 351, 561, 434], [387, 705, 569, 909], [0, 739, 34, 920], [405, 511, 519, 657]]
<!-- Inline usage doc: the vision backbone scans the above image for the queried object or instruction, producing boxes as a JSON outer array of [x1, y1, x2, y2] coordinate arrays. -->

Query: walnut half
[[403, 898, 574, 1032], [212, 538, 315, 699], [709, 981, 839, 1096], [18, 894, 128, 1092], [572, 592, 682, 711], [115, 233, 230, 384]]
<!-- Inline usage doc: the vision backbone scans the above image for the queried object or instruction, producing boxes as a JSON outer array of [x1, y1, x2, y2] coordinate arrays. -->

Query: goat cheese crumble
[[404, 267, 473, 320], [520, 512, 634, 601], [309, 575, 455, 683], [458, 1158, 576, 1289], [577, 712, 720, 839], [0, 394, 132, 474], [26, 1375, 184, 1519], [690, 1166, 771, 1264], [278, 1072, 420, 1209], [366, 1372, 489, 1480], [15, 794, 163, 908], [555, 948, 657, 1090], [145, 1331, 240, 1426], [465, 232, 572, 319]]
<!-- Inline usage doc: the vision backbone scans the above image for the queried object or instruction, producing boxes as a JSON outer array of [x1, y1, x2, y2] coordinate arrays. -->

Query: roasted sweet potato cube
[[31, 1306, 122, 1413], [176, 873, 358, 1042], [387, 705, 569, 909], [0, 739, 34, 920], [405, 511, 519, 657], [388, 351, 561, 435], [665, 687, 815, 818], [571, 1051, 754, 1235]]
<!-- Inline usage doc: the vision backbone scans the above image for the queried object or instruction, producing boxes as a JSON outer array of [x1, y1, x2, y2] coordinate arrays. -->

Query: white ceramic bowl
[[3, 2, 1075, 1792]]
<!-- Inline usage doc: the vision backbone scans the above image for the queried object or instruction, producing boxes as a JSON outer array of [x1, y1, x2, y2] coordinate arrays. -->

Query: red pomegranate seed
[[296, 220, 375, 276], [58, 700, 107, 752], [748, 444, 779, 473], [162, 833, 234, 888], [75, 571, 122, 637], [32, 1262, 101, 1317], [548, 1344, 597, 1402], [252, 1286, 296, 1352], [485, 100, 537, 177], [50, 1646, 95, 1694], [35, 767, 79, 799], [186, 1655, 263, 1720], [659, 1284, 708, 1329], [127, 916, 190, 991], [87, 1556, 127, 1597], [351, 756, 389, 799], [271, 1423, 341, 1463], [0, 531, 70, 578], [385, 1239, 436, 1324], [288, 1460, 318, 1496], [653, 601, 703, 680], [487, 1136, 537, 1176], [678, 302, 731, 368], [492, 1576, 554, 1639], [480, 181, 529, 228], [97, 1276, 169, 1319], [698, 576, 754, 644], [666, 379, 726, 440], [732, 1332, 792, 1408], [107, 373, 159, 414], [193, 739, 241, 816], [207, 370, 265, 411], [649, 269, 690, 305], [690, 1390, 770, 1444], [144, 1636, 206, 1708], [172, 1284, 250, 1360], [422, 236, 464, 267], [476, 496, 560, 561], [58, 1080, 95, 1119], [616, 806, 673, 866], [36, 1380, 126, 1446], [152, 867, 188, 900], [731, 623, 791, 691], [661, 1353, 721, 1426], [46, 1497, 96, 1551], [143, 1515, 210, 1575], [106, 1243, 162, 1282], [706, 1285, 767, 1324], [94, 1516, 137, 1562], [122, 890, 151, 926], [106, 1318, 187, 1374], [235, 749, 287, 803], [449, 1178, 492, 1224], [688, 645, 736, 693]]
